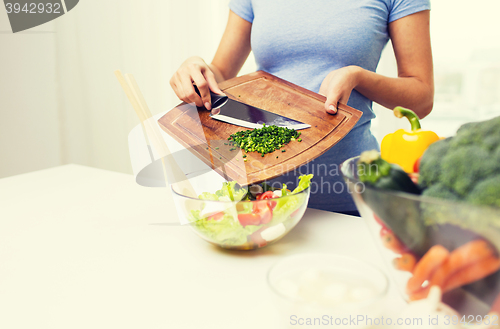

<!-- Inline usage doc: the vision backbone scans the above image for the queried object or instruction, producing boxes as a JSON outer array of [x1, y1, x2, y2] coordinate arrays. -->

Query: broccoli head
[[422, 183, 461, 201], [440, 146, 500, 197], [450, 116, 500, 150], [466, 175, 500, 208], [418, 137, 452, 188], [419, 115, 500, 207]]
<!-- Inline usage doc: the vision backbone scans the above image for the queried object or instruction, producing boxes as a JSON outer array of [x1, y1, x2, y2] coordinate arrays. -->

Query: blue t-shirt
[[229, 0, 431, 212]]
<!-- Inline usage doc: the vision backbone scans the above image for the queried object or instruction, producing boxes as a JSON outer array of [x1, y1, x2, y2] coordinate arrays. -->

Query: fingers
[[169, 72, 201, 107], [180, 72, 204, 107], [191, 70, 212, 110], [169, 60, 223, 110], [204, 69, 224, 96]]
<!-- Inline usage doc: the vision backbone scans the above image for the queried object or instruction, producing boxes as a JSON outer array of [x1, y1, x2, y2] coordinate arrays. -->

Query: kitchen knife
[[194, 86, 311, 130]]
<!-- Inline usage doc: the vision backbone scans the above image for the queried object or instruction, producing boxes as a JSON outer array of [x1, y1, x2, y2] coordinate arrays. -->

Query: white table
[[0, 165, 405, 329]]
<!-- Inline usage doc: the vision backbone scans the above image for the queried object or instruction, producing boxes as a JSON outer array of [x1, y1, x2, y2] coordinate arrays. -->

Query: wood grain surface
[[158, 71, 362, 186]]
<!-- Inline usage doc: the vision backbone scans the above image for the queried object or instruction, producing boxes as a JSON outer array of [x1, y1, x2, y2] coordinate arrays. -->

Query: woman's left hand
[[319, 66, 360, 114]]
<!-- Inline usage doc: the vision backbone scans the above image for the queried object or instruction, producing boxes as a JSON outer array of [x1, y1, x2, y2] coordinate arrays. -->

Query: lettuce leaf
[[198, 181, 247, 202], [292, 174, 313, 194], [270, 175, 312, 225], [189, 210, 260, 246]]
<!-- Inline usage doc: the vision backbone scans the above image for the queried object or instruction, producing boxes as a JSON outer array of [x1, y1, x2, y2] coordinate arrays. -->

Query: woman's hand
[[319, 66, 360, 114], [170, 56, 224, 110]]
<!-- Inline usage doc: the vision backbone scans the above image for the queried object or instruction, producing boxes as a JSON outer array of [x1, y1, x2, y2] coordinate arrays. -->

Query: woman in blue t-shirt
[[170, 0, 434, 215]]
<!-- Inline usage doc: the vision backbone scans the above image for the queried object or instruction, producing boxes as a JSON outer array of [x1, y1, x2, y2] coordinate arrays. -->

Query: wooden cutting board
[[158, 71, 362, 186]]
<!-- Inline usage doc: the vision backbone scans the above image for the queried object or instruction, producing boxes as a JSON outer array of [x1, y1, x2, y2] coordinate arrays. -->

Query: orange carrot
[[409, 286, 431, 301], [381, 231, 406, 254], [490, 292, 500, 314], [429, 239, 496, 288], [410, 241, 498, 301], [442, 256, 500, 293], [394, 253, 417, 272], [406, 245, 449, 294]]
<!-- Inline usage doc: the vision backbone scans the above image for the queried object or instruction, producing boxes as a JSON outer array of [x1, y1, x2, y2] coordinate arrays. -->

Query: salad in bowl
[[171, 174, 312, 250]]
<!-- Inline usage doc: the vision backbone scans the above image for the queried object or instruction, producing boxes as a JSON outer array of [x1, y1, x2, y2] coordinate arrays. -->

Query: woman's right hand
[[169, 56, 224, 111]]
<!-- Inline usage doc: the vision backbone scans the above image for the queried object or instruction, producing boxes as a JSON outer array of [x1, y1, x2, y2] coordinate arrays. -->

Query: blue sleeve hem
[[389, 5, 430, 23], [229, 5, 254, 23]]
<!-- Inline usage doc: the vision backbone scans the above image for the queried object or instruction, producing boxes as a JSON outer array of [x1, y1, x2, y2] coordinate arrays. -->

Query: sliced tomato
[[238, 213, 262, 226], [207, 211, 224, 221], [257, 191, 278, 210], [254, 201, 272, 224], [238, 202, 272, 226], [258, 191, 276, 200]]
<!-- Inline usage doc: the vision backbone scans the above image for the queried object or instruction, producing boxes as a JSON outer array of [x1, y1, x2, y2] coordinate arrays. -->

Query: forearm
[[209, 11, 252, 83], [353, 66, 434, 119], [208, 64, 226, 83]]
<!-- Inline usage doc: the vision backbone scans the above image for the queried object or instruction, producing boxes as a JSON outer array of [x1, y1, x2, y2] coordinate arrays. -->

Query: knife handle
[[193, 84, 228, 109]]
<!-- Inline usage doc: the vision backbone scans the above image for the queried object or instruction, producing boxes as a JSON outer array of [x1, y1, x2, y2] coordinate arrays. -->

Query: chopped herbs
[[228, 124, 300, 157]]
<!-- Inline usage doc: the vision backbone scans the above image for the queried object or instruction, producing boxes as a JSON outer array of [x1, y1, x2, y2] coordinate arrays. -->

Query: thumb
[[325, 94, 339, 115], [318, 79, 329, 97]]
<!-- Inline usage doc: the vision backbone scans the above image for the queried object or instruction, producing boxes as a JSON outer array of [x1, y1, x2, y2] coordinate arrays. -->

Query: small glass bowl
[[267, 253, 389, 328]]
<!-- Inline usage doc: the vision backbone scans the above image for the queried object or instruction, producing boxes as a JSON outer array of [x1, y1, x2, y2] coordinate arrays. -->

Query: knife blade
[[194, 86, 311, 130]]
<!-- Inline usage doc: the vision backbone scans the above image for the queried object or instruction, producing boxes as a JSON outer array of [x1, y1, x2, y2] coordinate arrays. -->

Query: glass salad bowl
[[171, 178, 311, 250], [341, 156, 500, 318]]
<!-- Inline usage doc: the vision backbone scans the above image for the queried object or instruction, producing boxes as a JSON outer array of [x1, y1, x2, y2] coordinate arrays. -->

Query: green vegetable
[[418, 137, 453, 188], [228, 124, 300, 156], [357, 150, 421, 194], [419, 115, 500, 207], [466, 175, 500, 208], [421, 183, 460, 201], [198, 181, 247, 202], [269, 175, 312, 226], [189, 210, 261, 246], [292, 174, 313, 194]]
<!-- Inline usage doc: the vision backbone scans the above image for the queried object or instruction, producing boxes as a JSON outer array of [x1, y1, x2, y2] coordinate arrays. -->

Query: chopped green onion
[[228, 124, 300, 157]]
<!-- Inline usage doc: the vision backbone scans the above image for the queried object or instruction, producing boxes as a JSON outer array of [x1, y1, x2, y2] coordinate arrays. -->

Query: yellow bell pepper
[[381, 107, 440, 173]]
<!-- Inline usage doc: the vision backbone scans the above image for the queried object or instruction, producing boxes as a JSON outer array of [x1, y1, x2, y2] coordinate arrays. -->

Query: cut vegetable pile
[[227, 124, 302, 157], [188, 174, 313, 248]]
